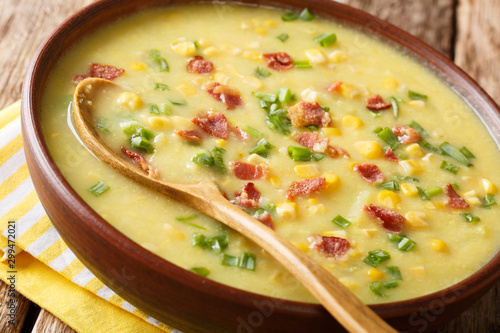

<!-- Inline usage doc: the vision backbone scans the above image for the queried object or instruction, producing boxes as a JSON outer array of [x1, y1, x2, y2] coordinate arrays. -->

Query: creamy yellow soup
[[42, 4, 500, 304]]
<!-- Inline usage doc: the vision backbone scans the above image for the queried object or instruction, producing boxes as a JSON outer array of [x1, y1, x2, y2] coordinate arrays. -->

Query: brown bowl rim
[[21, 0, 500, 327]]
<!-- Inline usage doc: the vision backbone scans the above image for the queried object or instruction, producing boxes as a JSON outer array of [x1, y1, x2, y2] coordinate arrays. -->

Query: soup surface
[[42, 3, 500, 304]]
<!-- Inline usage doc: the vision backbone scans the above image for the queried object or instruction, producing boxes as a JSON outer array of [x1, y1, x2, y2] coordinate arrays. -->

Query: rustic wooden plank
[[0, 280, 31, 333], [31, 309, 77, 333], [342, 0, 455, 57]]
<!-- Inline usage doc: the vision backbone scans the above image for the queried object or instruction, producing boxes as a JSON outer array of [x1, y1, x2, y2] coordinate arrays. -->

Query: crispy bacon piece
[[262, 52, 294, 71], [255, 211, 274, 230], [231, 126, 250, 141], [327, 81, 342, 92], [294, 132, 349, 158], [443, 184, 469, 209], [230, 162, 269, 180], [287, 102, 332, 128], [366, 95, 391, 111], [287, 177, 326, 201], [326, 145, 350, 158], [354, 164, 385, 184], [72, 75, 88, 83], [192, 111, 229, 139], [363, 204, 405, 235], [392, 125, 422, 144], [186, 55, 214, 74], [235, 183, 261, 208], [174, 129, 203, 143], [309, 234, 350, 259], [121, 146, 158, 178], [384, 147, 400, 162], [203, 81, 242, 109], [73, 63, 125, 83]]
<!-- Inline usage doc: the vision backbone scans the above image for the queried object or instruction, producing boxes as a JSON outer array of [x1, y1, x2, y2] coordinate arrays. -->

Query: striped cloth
[[0, 101, 181, 333]]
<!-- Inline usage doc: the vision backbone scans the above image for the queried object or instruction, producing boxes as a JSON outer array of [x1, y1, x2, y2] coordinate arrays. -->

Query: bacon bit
[[192, 111, 229, 139], [326, 145, 350, 158], [295, 132, 320, 149], [174, 129, 203, 143], [230, 162, 269, 180], [384, 147, 400, 162], [262, 52, 294, 71], [203, 81, 242, 109], [443, 184, 469, 209], [354, 164, 385, 184], [327, 81, 342, 92], [73, 63, 125, 83], [363, 204, 405, 235], [72, 75, 89, 83], [254, 211, 274, 230], [235, 183, 261, 208], [392, 125, 422, 144], [121, 146, 158, 178], [294, 132, 349, 157], [186, 55, 214, 74], [309, 234, 350, 259], [287, 102, 332, 128], [287, 177, 326, 200], [231, 126, 250, 141], [366, 95, 392, 111]]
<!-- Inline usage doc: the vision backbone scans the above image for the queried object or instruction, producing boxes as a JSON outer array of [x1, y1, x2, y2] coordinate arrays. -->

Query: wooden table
[[0, 0, 498, 332]]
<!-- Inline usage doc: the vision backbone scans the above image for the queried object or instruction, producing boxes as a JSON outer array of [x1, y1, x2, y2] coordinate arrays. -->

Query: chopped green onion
[[440, 161, 460, 174], [299, 8, 315, 21], [254, 66, 271, 79], [250, 138, 274, 158], [396, 176, 419, 182], [150, 49, 169, 72], [159, 103, 172, 115], [170, 99, 187, 106], [459, 146, 475, 159], [293, 60, 312, 69], [386, 266, 402, 280], [88, 181, 109, 197], [416, 187, 430, 200], [408, 120, 427, 136], [281, 12, 298, 21], [377, 127, 400, 150], [306, 125, 318, 132], [460, 213, 481, 223], [253, 92, 278, 103], [190, 267, 210, 277], [130, 136, 154, 153], [311, 153, 326, 161], [287, 146, 312, 162], [482, 194, 497, 208], [153, 82, 170, 90], [390, 97, 399, 119], [387, 234, 402, 243], [314, 33, 337, 47], [420, 140, 439, 153], [332, 215, 351, 229], [278, 88, 294, 104], [426, 186, 443, 197], [368, 111, 381, 118], [363, 250, 391, 267], [192, 149, 215, 167], [149, 103, 160, 114], [192, 233, 206, 247], [199, 233, 229, 253], [369, 281, 386, 297], [96, 117, 110, 133], [212, 147, 227, 174], [320, 105, 330, 112], [398, 237, 416, 251], [397, 153, 409, 160], [408, 90, 428, 101], [379, 180, 399, 191], [277, 33, 289, 42], [239, 252, 257, 271], [243, 126, 263, 138], [440, 142, 473, 167], [266, 109, 291, 135], [451, 183, 460, 191], [175, 214, 198, 221], [221, 254, 239, 267], [373, 127, 383, 134], [382, 280, 399, 289]]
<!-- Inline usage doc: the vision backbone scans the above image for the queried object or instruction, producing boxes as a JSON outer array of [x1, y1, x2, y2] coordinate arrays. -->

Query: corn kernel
[[293, 243, 309, 253], [213, 72, 231, 85], [255, 28, 267, 35], [242, 76, 263, 89], [308, 198, 319, 205], [170, 38, 197, 56], [322, 230, 346, 238], [148, 117, 170, 130], [383, 77, 399, 91], [408, 100, 426, 108], [323, 172, 340, 189], [463, 190, 482, 206], [328, 50, 348, 63], [117, 92, 143, 110], [276, 202, 298, 219], [406, 143, 424, 158], [197, 38, 211, 48], [409, 266, 425, 278], [400, 183, 418, 197], [176, 83, 197, 96], [294, 164, 321, 178], [163, 223, 185, 240], [247, 154, 267, 164], [221, 43, 242, 55], [242, 51, 261, 61], [215, 139, 227, 147], [342, 115, 364, 129], [203, 46, 219, 56], [339, 83, 359, 99], [361, 229, 379, 237], [378, 190, 401, 209], [367, 269, 385, 280], [422, 153, 436, 162], [430, 239, 447, 252], [301, 88, 320, 103], [322, 127, 342, 137], [405, 211, 427, 228], [269, 176, 281, 187], [353, 141, 383, 159], [482, 178, 498, 194], [264, 20, 276, 27], [315, 204, 326, 214], [399, 159, 424, 175], [191, 76, 208, 87], [425, 202, 436, 210], [305, 49, 326, 65], [130, 62, 147, 71]]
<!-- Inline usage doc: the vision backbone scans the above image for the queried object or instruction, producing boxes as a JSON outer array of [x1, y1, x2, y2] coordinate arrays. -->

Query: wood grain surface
[[0, 0, 499, 332]]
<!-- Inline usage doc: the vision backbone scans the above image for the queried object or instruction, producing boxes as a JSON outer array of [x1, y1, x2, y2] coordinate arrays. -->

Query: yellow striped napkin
[[0, 101, 180, 333]]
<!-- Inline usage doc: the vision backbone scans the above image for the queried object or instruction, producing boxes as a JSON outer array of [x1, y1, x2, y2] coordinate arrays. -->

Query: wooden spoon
[[73, 77, 397, 333]]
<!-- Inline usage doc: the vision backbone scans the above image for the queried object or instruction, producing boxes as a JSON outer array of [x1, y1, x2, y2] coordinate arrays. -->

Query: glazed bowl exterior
[[21, 0, 500, 332]]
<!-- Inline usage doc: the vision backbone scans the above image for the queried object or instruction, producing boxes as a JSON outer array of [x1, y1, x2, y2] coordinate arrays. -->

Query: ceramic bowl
[[21, 0, 500, 332]]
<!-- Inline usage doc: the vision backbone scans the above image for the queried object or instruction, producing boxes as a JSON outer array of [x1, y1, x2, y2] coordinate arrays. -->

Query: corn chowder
[[42, 4, 500, 304]]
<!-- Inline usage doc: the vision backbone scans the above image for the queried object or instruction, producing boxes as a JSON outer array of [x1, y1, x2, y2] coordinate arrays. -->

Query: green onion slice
[[239, 252, 257, 271], [277, 33, 289, 42], [221, 254, 239, 267], [426, 186, 443, 197], [287, 146, 312, 162], [459, 146, 475, 159], [212, 147, 227, 174], [299, 8, 315, 21], [390, 97, 399, 119], [408, 120, 427, 136], [169, 99, 187, 106], [416, 187, 430, 201], [192, 149, 215, 167], [88, 181, 109, 197], [314, 33, 337, 47], [382, 279, 399, 289], [243, 126, 263, 138], [379, 180, 399, 191], [281, 12, 298, 21], [408, 90, 428, 101], [440, 161, 460, 174], [363, 250, 391, 267], [377, 127, 400, 150], [483, 194, 497, 208], [190, 267, 210, 277], [153, 82, 170, 90], [250, 138, 274, 158], [440, 142, 473, 166], [254, 66, 271, 79], [332, 215, 351, 229], [369, 281, 386, 297], [460, 213, 481, 223], [96, 117, 110, 133], [293, 60, 312, 69], [150, 49, 169, 72], [386, 266, 402, 280], [149, 103, 160, 114]]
